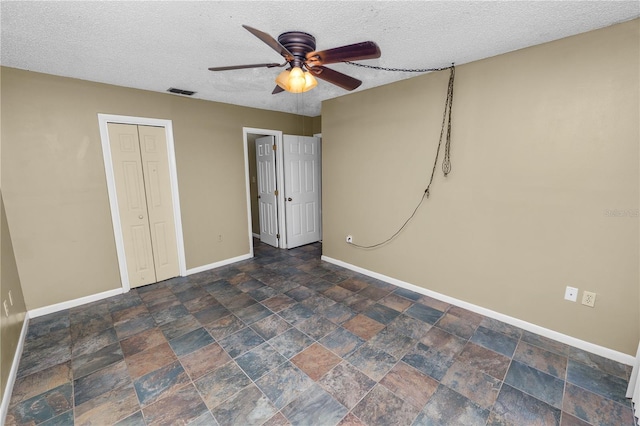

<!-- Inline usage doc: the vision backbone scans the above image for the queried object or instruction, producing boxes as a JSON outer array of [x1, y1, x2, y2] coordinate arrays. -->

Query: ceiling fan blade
[[272, 85, 285, 95], [306, 41, 381, 66], [208, 63, 284, 71], [242, 25, 294, 61], [308, 66, 362, 91]]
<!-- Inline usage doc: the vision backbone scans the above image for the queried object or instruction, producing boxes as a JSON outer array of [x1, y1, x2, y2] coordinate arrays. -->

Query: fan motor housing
[[278, 31, 316, 67]]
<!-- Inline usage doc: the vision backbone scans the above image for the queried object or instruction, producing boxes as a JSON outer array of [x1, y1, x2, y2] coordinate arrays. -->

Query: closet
[[107, 123, 179, 288]]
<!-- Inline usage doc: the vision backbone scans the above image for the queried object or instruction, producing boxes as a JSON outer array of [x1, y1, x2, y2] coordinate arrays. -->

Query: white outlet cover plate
[[564, 286, 578, 302], [582, 291, 596, 307]]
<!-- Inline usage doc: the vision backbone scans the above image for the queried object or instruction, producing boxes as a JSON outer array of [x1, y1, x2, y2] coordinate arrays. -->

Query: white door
[[256, 136, 279, 247], [283, 135, 321, 249], [108, 123, 179, 287]]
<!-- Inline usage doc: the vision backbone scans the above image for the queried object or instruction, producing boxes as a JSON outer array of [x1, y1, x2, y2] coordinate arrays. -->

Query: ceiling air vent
[[167, 87, 196, 96]]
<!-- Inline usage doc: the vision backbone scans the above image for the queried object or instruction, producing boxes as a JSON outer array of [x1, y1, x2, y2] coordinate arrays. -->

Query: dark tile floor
[[6, 240, 636, 425]]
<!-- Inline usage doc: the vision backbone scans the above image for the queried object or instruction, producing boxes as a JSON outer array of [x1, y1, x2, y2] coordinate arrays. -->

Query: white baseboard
[[252, 233, 260, 239], [28, 252, 256, 318], [28, 288, 123, 319], [1, 313, 30, 424], [322, 255, 635, 366], [186, 253, 253, 276]]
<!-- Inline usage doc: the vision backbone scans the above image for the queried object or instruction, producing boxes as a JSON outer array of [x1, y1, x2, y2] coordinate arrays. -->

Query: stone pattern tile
[[6, 240, 635, 425]]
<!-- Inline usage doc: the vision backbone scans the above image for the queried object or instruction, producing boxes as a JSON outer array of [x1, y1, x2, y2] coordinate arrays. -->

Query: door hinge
[[276, 234, 280, 239], [274, 189, 279, 196], [272, 144, 277, 151]]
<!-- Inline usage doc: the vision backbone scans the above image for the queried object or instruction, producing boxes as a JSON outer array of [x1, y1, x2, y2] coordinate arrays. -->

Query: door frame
[[243, 127, 286, 251], [313, 133, 323, 241], [98, 114, 187, 292]]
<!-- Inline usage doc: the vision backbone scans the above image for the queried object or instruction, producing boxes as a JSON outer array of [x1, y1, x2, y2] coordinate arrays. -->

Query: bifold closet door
[[108, 123, 179, 288]]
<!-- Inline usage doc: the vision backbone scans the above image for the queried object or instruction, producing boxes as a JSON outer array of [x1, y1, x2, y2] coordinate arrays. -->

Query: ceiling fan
[[208, 25, 381, 94]]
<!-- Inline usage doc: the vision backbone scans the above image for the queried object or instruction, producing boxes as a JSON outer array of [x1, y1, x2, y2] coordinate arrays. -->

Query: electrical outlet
[[564, 286, 578, 302], [3, 300, 9, 317], [346, 235, 353, 244], [218, 234, 223, 242], [8, 290, 13, 306], [582, 291, 596, 307]]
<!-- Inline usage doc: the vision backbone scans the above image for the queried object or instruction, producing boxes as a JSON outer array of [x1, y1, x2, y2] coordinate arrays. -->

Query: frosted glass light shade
[[276, 67, 317, 93]]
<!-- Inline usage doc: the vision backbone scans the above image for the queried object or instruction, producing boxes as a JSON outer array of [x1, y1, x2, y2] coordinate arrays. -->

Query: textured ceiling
[[1, 1, 638, 117]]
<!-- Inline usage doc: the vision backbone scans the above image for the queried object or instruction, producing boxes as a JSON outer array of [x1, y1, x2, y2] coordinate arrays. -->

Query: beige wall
[[0, 192, 27, 401], [322, 20, 639, 355], [1, 67, 314, 310], [311, 116, 321, 135], [0, 72, 28, 401]]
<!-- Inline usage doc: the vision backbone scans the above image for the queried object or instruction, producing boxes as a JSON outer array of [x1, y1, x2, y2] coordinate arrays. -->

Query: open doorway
[[243, 127, 322, 252], [244, 128, 285, 251]]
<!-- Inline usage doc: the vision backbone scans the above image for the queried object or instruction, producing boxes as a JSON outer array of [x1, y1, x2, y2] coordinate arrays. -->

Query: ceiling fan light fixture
[[276, 66, 317, 93]]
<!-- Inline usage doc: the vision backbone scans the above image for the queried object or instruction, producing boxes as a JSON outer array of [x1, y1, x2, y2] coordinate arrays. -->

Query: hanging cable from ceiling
[[349, 65, 455, 249]]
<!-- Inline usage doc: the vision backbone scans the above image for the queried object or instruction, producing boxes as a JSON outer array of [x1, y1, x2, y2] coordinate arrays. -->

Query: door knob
[[287, 197, 292, 201], [139, 215, 144, 219]]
